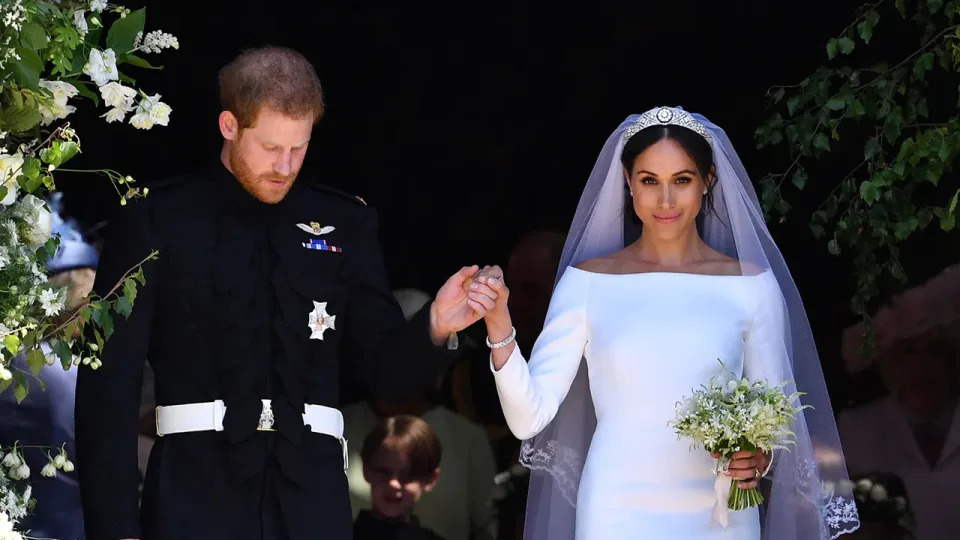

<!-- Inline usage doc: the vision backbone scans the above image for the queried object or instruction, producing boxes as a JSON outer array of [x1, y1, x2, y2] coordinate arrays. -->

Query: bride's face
[[625, 138, 710, 239]]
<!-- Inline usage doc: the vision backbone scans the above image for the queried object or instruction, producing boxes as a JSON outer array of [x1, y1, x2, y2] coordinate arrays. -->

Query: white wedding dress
[[493, 267, 788, 539]]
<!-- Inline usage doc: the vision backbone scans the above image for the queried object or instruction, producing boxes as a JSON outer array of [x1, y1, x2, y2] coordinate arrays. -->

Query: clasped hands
[[428, 265, 510, 345]]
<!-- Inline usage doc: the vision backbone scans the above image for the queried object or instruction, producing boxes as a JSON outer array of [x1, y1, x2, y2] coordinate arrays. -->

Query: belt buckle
[[257, 400, 276, 431], [155, 406, 164, 437]]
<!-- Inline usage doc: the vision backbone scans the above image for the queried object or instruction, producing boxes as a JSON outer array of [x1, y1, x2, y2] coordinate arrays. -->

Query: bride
[[466, 108, 861, 539]]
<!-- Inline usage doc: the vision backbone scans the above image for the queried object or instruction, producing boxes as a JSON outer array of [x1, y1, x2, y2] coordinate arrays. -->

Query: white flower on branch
[[99, 82, 136, 110], [1, 453, 18, 469], [0, 366, 10, 381], [1, 0, 26, 33], [38, 288, 63, 317], [37, 80, 78, 126], [40, 463, 56, 478], [0, 153, 23, 206], [16, 195, 53, 249], [83, 48, 118, 87], [135, 30, 179, 54], [90, 0, 108, 12], [129, 93, 172, 129], [73, 10, 88, 34]]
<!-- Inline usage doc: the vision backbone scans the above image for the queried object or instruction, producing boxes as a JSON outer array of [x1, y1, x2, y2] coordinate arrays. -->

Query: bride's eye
[[641, 177, 658, 185], [675, 176, 692, 184]]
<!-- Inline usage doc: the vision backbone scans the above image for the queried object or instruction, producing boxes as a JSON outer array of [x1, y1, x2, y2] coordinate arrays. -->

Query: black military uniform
[[76, 163, 456, 540]]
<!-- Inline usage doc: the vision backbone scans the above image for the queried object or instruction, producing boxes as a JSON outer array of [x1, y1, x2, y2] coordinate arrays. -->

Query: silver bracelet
[[485, 327, 517, 349]]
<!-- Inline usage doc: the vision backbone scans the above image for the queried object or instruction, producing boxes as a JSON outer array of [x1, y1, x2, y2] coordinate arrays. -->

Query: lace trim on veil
[[797, 459, 861, 539], [519, 439, 583, 507]]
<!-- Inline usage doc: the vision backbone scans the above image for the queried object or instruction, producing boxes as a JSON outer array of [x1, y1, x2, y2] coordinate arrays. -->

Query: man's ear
[[219, 111, 240, 141]]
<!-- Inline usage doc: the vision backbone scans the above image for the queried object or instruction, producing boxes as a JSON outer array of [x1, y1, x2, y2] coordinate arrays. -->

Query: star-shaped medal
[[308, 301, 336, 340]]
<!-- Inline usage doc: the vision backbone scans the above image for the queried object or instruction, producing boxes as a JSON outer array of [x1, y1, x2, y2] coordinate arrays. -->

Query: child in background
[[354, 415, 445, 540]]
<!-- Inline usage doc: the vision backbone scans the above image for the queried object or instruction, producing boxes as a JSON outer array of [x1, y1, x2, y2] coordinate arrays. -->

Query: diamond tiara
[[623, 106, 713, 145]]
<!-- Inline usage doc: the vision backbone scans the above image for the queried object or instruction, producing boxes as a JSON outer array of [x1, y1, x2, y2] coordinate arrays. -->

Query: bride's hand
[[712, 450, 770, 490], [468, 266, 512, 336]]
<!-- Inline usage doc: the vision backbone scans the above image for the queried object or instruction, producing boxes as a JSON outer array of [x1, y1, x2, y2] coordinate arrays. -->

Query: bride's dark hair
[[619, 124, 719, 225]]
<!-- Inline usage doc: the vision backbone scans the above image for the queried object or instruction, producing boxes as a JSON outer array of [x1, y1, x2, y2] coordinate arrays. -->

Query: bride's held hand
[[712, 450, 770, 490], [467, 265, 513, 335]]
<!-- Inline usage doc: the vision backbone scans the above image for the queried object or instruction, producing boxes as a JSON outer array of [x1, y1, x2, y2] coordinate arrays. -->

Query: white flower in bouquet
[[671, 360, 807, 527], [0, 511, 23, 540], [0, 153, 24, 206], [15, 195, 53, 249], [83, 48, 119, 87], [37, 80, 78, 126]]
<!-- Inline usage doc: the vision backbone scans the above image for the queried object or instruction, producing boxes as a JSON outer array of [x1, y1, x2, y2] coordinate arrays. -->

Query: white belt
[[155, 400, 348, 469]]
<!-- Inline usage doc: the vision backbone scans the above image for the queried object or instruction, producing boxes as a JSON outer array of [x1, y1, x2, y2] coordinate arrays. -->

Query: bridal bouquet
[[671, 361, 807, 526]]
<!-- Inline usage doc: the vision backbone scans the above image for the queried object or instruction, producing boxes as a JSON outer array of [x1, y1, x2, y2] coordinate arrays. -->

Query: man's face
[[224, 107, 313, 204]]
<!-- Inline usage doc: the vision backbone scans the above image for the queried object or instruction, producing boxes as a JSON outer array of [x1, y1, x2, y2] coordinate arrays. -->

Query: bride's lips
[[653, 213, 681, 224]]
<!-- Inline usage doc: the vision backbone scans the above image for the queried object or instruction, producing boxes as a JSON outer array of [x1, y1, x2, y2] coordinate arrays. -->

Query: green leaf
[[100, 310, 114, 340], [866, 9, 880, 28], [814, 133, 830, 151], [0, 187, 6, 203], [942, 212, 957, 231], [787, 95, 801, 116], [0, 377, 11, 394], [884, 107, 903, 144], [123, 278, 138, 305], [922, 52, 935, 70], [25, 348, 46, 377], [791, 169, 808, 190], [858, 21, 873, 44], [929, 0, 945, 13], [54, 141, 80, 165], [772, 88, 786, 103], [892, 161, 906, 177], [3, 335, 21, 356], [810, 222, 825, 238], [115, 296, 133, 318], [838, 37, 855, 55], [860, 180, 881, 204], [938, 139, 950, 161], [20, 21, 50, 50], [13, 372, 28, 404], [121, 54, 162, 70], [896, 0, 907, 16], [827, 39, 839, 59], [850, 99, 866, 117], [826, 98, 847, 111], [107, 8, 147, 55], [949, 189, 959, 214], [12, 47, 43, 90], [50, 339, 73, 370]]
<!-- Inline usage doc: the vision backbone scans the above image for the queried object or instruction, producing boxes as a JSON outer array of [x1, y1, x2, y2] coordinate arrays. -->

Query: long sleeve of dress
[[490, 269, 589, 441], [75, 203, 160, 540]]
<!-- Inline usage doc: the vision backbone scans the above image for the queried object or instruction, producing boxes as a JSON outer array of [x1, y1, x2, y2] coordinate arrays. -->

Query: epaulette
[[308, 183, 368, 206]]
